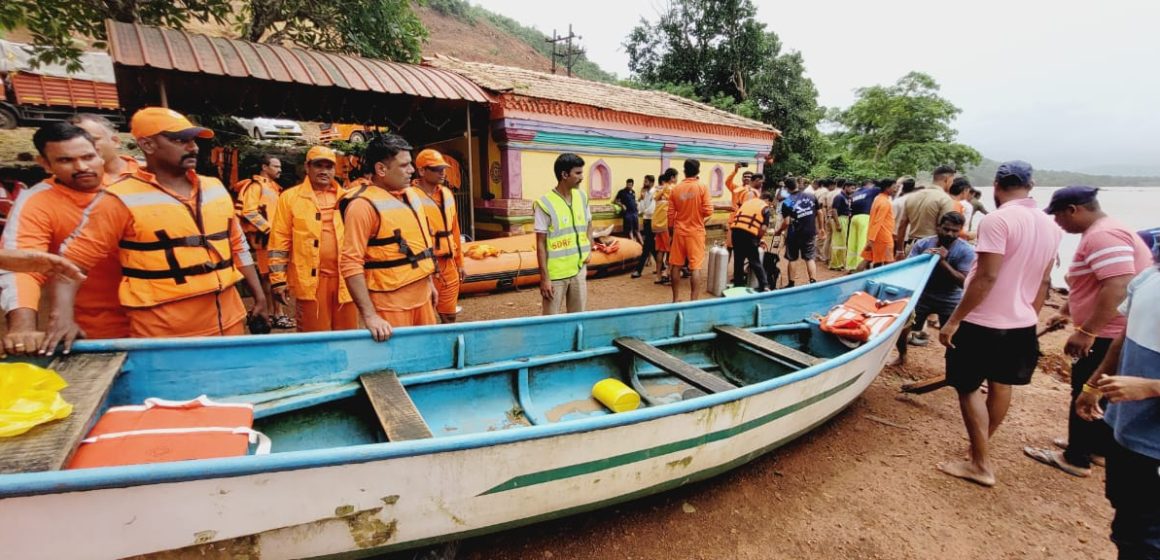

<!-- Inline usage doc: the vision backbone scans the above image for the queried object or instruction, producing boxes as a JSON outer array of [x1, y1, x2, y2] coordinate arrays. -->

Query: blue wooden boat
[[0, 255, 937, 559]]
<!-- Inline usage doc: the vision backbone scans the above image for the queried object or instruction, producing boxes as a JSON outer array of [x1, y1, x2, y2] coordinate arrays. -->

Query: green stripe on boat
[[479, 372, 863, 496]]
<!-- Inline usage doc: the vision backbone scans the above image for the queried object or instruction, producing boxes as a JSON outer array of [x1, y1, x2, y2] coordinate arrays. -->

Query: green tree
[[239, 0, 428, 63], [828, 72, 981, 177], [0, 0, 232, 71], [622, 0, 824, 176], [0, 0, 428, 71]]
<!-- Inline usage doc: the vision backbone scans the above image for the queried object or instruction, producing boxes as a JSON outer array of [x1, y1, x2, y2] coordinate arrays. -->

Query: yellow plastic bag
[[0, 362, 74, 437]]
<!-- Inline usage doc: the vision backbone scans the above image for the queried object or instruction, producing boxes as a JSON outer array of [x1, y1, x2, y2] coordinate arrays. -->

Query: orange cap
[[305, 145, 337, 164], [415, 149, 450, 169], [130, 107, 214, 139]]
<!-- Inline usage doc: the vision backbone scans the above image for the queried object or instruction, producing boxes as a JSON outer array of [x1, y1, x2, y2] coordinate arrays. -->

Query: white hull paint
[[1, 336, 893, 560]]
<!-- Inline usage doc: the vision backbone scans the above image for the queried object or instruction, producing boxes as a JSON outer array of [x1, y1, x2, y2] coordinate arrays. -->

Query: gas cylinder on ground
[[706, 243, 729, 296]]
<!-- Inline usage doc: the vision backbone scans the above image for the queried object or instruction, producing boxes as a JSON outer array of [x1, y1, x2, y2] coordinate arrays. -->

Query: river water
[[973, 186, 1158, 287]]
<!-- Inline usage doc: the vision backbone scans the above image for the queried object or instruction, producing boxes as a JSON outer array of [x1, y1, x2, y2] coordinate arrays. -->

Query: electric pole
[[546, 24, 584, 77]]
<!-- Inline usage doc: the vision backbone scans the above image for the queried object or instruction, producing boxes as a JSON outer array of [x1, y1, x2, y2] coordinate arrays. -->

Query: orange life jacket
[[820, 291, 910, 342], [66, 396, 270, 469], [413, 181, 458, 259], [340, 184, 436, 292], [730, 197, 768, 235], [107, 175, 243, 308], [233, 175, 280, 237]]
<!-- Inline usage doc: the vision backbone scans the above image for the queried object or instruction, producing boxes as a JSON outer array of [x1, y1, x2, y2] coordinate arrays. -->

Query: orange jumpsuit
[[861, 193, 896, 265], [60, 169, 250, 337], [667, 178, 713, 270], [268, 182, 356, 332], [0, 178, 129, 338], [340, 193, 437, 327]]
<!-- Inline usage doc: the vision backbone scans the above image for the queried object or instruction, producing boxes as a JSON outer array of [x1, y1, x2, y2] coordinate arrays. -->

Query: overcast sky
[[473, 0, 1160, 174]]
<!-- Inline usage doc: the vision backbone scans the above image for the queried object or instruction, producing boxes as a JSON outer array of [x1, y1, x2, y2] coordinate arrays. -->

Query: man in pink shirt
[[937, 161, 1062, 487], [1024, 186, 1152, 477]]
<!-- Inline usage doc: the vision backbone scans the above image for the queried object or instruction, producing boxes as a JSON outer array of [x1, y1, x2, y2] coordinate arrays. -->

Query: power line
[[546, 24, 584, 77]]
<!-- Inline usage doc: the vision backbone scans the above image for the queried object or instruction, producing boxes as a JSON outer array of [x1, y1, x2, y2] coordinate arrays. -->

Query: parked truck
[[0, 40, 123, 129]]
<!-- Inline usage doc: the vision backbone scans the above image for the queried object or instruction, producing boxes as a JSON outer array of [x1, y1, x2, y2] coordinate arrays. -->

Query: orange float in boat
[[67, 396, 270, 469], [819, 291, 909, 343]]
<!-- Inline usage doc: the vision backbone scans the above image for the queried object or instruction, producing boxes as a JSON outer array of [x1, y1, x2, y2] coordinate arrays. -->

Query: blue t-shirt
[[908, 236, 976, 305], [850, 186, 880, 215], [832, 193, 851, 217], [1105, 266, 1160, 460], [780, 192, 818, 238], [1139, 227, 1160, 258], [614, 187, 638, 216]]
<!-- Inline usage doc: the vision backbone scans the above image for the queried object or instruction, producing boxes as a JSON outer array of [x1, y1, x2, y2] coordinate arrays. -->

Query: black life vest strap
[[122, 257, 234, 285]]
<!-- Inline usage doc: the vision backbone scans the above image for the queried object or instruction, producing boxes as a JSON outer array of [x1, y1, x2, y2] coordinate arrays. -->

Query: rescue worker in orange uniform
[[67, 113, 141, 183], [729, 190, 775, 291], [860, 178, 900, 269], [411, 149, 463, 323], [340, 134, 438, 342], [268, 146, 356, 332], [1, 122, 130, 356], [44, 107, 269, 354], [667, 159, 713, 303], [723, 162, 758, 253], [234, 155, 293, 328]]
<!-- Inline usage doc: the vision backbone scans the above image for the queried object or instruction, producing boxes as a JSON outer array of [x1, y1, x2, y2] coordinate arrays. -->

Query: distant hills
[[965, 158, 1160, 187]]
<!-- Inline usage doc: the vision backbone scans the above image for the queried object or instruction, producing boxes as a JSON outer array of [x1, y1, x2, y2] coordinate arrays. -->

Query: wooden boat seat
[[713, 326, 824, 369], [614, 337, 737, 394], [360, 370, 433, 441], [0, 352, 126, 474]]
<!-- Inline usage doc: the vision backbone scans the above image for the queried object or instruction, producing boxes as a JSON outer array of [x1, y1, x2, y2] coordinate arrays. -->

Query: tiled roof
[[424, 55, 778, 135]]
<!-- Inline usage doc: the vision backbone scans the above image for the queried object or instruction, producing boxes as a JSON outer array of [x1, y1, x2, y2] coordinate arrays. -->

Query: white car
[[234, 117, 303, 141]]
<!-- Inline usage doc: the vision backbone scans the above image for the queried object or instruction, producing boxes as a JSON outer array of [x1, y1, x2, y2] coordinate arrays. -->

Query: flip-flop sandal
[[1052, 438, 1105, 467], [1023, 446, 1090, 477]]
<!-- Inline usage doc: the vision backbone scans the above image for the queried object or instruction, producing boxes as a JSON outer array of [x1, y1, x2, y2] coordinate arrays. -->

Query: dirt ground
[[452, 256, 1115, 560]]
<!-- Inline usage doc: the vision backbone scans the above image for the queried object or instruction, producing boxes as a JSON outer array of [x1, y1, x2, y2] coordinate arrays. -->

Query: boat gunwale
[[0, 256, 937, 498]]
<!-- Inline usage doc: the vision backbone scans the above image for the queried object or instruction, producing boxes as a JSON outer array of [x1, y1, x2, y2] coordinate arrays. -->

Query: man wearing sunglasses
[[411, 149, 464, 323], [43, 107, 268, 354]]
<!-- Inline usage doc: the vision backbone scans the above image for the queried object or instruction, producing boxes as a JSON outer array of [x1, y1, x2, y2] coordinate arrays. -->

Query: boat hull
[[3, 345, 882, 560], [0, 256, 936, 559]]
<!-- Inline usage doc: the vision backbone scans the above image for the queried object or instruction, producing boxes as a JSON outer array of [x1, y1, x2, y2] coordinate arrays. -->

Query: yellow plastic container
[[592, 378, 641, 413]]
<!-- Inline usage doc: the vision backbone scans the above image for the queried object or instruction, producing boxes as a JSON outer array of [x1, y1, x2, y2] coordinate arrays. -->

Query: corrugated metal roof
[[105, 21, 491, 104]]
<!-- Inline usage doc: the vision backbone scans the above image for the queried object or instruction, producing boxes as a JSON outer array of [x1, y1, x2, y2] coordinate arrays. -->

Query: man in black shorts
[[891, 212, 975, 366], [936, 161, 1062, 487], [775, 177, 818, 287]]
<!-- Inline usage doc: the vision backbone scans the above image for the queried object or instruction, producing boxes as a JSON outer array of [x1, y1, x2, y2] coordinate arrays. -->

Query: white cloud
[[470, 0, 1160, 170]]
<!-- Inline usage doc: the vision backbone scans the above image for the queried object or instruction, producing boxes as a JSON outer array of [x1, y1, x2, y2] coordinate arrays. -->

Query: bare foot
[[937, 460, 995, 487]]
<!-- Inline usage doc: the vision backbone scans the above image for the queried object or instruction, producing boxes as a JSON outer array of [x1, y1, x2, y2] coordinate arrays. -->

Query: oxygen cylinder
[[707, 243, 730, 296]]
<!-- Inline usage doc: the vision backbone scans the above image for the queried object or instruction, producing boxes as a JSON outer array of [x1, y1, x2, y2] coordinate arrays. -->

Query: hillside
[[421, 0, 616, 83]]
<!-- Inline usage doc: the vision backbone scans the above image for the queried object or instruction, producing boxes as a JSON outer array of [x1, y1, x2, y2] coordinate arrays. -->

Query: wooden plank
[[360, 370, 433, 441], [0, 352, 126, 474], [614, 337, 737, 394], [713, 325, 824, 368]]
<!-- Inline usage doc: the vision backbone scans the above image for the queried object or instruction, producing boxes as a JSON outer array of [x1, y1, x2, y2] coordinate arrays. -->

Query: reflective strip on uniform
[[368, 196, 409, 212], [269, 263, 287, 273], [116, 191, 181, 208], [268, 250, 290, 260], [547, 244, 581, 259]]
